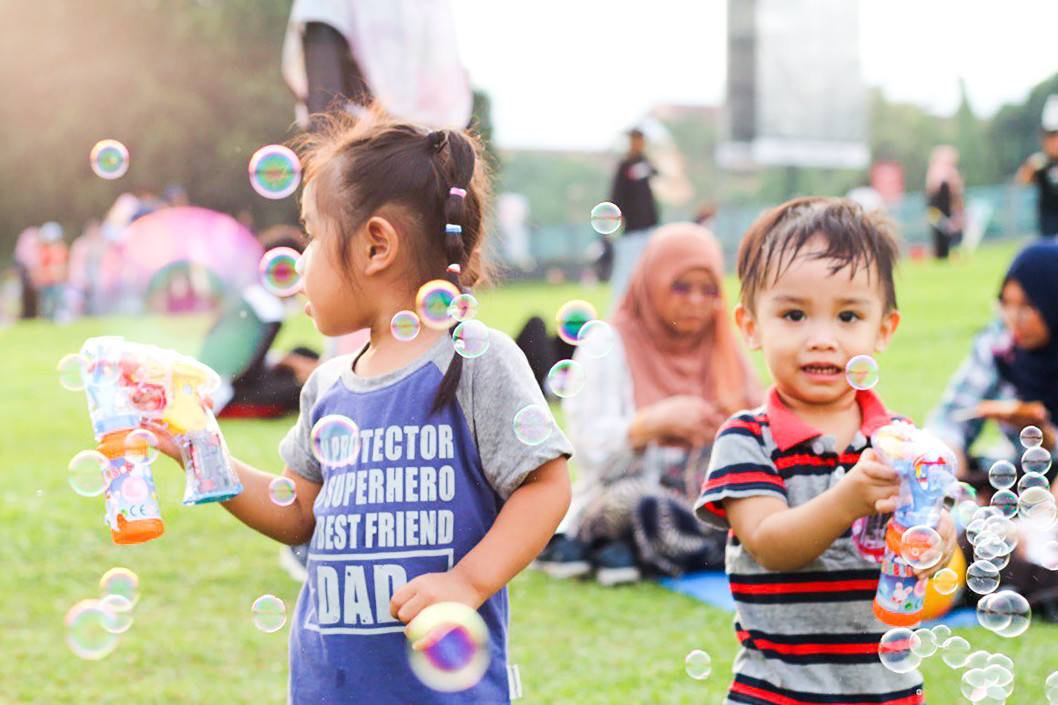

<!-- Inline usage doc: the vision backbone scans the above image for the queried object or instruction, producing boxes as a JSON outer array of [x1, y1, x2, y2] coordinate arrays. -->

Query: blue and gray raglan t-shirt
[[279, 329, 572, 704]]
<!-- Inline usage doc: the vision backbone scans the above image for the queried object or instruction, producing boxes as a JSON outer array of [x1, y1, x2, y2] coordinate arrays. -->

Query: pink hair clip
[[449, 187, 467, 199]]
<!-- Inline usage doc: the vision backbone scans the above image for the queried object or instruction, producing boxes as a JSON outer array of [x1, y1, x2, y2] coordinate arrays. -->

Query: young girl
[[175, 107, 573, 704]]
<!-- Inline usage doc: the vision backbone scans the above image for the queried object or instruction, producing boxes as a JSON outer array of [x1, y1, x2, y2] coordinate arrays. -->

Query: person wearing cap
[[1016, 95, 1058, 238], [607, 127, 660, 304]]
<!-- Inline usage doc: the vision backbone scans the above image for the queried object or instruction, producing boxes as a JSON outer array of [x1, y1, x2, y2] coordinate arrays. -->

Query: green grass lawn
[[3, 241, 1057, 704]]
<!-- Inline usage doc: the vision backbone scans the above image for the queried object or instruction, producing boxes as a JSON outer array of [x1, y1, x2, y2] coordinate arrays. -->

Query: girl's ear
[[361, 215, 400, 277], [734, 304, 761, 350], [874, 310, 901, 353]]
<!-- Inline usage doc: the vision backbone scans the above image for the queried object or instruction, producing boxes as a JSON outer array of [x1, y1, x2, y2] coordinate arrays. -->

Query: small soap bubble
[[123, 428, 159, 465], [977, 593, 1011, 632], [57, 353, 87, 391], [940, 635, 971, 668], [983, 515, 1019, 553], [68, 450, 108, 497], [909, 628, 938, 658], [900, 525, 944, 570], [390, 310, 422, 342], [576, 319, 616, 358], [988, 460, 1018, 491], [310, 415, 361, 467], [89, 139, 129, 180], [590, 201, 623, 236], [100, 567, 140, 607], [547, 359, 586, 399], [406, 602, 490, 693], [1018, 471, 1050, 494], [268, 476, 297, 507], [987, 552, 1010, 571], [1018, 486, 1057, 528], [973, 532, 1006, 561], [966, 559, 1001, 595], [1022, 446, 1052, 474], [99, 594, 134, 635], [452, 320, 490, 359], [972, 505, 1001, 524], [930, 624, 952, 643], [447, 294, 478, 323], [683, 649, 712, 680], [65, 599, 119, 660], [1041, 541, 1058, 570], [248, 144, 301, 199], [251, 594, 286, 633], [982, 590, 1032, 638], [416, 280, 461, 330], [513, 405, 552, 446], [878, 628, 920, 674], [556, 300, 597, 346], [845, 355, 879, 390], [986, 652, 1015, 673], [990, 490, 1019, 518], [258, 247, 301, 297], [1021, 425, 1044, 448], [932, 567, 960, 595]]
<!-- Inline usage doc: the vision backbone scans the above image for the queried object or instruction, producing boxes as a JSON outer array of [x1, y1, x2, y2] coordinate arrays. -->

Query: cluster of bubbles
[[65, 567, 140, 660], [89, 139, 130, 180], [405, 602, 490, 692], [258, 246, 302, 298], [845, 354, 880, 391], [683, 649, 712, 681], [248, 144, 302, 200], [589, 201, 623, 238], [310, 414, 362, 467], [251, 594, 287, 633]]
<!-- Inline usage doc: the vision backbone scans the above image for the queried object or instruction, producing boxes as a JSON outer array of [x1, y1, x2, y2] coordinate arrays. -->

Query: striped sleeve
[[694, 413, 786, 528]]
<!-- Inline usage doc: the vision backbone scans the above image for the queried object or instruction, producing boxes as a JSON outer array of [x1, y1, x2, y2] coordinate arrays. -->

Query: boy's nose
[[805, 324, 839, 350]]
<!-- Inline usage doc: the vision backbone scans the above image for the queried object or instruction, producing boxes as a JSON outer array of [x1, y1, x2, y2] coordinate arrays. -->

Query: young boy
[[695, 197, 957, 705]]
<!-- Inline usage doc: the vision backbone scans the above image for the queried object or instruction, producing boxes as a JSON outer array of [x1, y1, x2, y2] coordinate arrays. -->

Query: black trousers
[[303, 22, 372, 123]]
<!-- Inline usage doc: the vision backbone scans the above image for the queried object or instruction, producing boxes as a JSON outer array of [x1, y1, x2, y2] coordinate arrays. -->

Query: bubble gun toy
[[68, 337, 242, 545], [867, 421, 957, 626]]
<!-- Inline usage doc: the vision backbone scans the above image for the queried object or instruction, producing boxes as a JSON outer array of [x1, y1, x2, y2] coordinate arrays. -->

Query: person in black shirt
[[925, 145, 965, 260], [608, 128, 660, 304], [1017, 95, 1058, 238]]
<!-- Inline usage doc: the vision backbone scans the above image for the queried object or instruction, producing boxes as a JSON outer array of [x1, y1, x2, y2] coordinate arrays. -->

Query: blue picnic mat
[[657, 571, 979, 628]]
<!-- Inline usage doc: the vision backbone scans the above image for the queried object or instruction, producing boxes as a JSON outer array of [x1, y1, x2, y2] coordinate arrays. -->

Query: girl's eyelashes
[[781, 309, 805, 322], [838, 310, 862, 323]]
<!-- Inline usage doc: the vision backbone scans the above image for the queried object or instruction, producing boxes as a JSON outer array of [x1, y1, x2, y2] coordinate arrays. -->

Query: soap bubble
[[988, 460, 1018, 491], [123, 428, 159, 465], [268, 476, 297, 507], [1019, 486, 1057, 528], [590, 201, 622, 236], [986, 652, 1014, 673], [1018, 471, 1050, 494], [683, 649, 712, 680], [390, 310, 421, 342], [900, 525, 944, 570], [556, 300, 597, 346], [452, 320, 490, 359], [845, 355, 879, 390], [416, 280, 461, 330], [977, 593, 1011, 632], [981, 590, 1031, 638], [90, 139, 129, 180], [982, 515, 1019, 553], [878, 628, 920, 673], [258, 247, 301, 297], [406, 602, 490, 693], [547, 359, 586, 399], [57, 353, 87, 391], [966, 560, 1001, 595], [99, 567, 140, 607], [513, 404, 552, 446], [68, 450, 108, 497], [447, 294, 478, 323], [973, 532, 1006, 561], [930, 624, 952, 642], [576, 319, 616, 358], [1022, 446, 1052, 474], [65, 599, 119, 659], [1021, 425, 1044, 448], [990, 490, 1019, 518], [310, 415, 361, 467], [99, 594, 134, 635], [972, 505, 1002, 524], [931, 567, 960, 595], [251, 594, 286, 633], [940, 635, 971, 668], [248, 144, 301, 199], [909, 628, 938, 658]]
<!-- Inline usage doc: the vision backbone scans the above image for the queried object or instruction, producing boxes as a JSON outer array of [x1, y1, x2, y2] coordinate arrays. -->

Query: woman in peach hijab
[[534, 222, 762, 585]]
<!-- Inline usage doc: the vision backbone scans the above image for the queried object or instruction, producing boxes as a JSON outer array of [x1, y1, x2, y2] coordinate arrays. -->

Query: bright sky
[[450, 0, 1058, 151]]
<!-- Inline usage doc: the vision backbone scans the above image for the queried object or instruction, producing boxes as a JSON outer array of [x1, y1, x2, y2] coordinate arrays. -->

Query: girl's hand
[[390, 569, 483, 626], [975, 399, 1048, 429], [836, 448, 901, 521], [914, 510, 958, 580]]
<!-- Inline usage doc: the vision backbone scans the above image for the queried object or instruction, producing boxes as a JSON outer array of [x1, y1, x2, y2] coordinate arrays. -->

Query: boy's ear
[[874, 310, 901, 353], [361, 215, 400, 276], [734, 304, 761, 350]]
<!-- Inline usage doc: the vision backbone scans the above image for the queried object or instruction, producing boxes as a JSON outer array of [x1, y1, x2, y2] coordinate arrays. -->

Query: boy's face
[[735, 238, 899, 409], [1044, 131, 1058, 159]]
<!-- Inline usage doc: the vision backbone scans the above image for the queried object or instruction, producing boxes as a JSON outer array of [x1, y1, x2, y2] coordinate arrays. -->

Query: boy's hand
[[390, 570, 483, 626], [837, 448, 901, 521], [915, 510, 958, 580]]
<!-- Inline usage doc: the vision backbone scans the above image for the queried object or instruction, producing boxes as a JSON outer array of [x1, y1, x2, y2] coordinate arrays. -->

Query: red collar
[[765, 385, 892, 451]]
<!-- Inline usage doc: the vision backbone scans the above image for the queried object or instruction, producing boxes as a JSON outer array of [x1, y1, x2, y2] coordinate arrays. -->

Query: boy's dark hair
[[294, 104, 493, 414], [737, 197, 900, 312]]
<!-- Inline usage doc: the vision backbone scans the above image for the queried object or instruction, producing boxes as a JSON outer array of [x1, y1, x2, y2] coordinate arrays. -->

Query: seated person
[[535, 222, 762, 585]]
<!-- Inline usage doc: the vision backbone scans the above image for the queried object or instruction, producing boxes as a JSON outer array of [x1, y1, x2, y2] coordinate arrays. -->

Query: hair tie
[[427, 131, 448, 152], [445, 224, 462, 235], [449, 187, 467, 199]]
